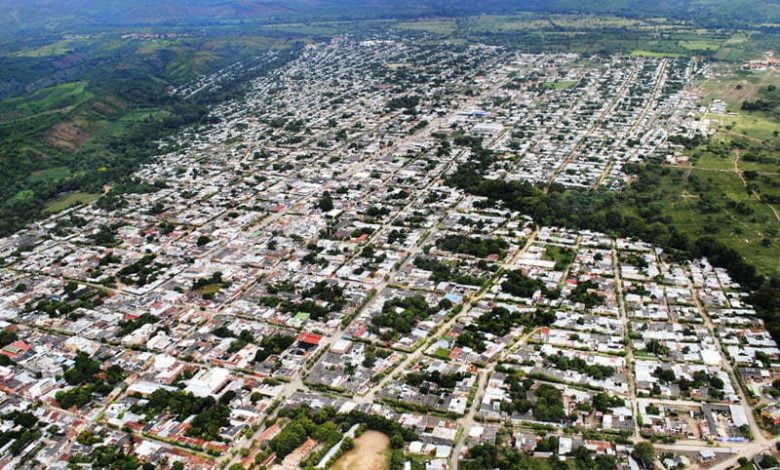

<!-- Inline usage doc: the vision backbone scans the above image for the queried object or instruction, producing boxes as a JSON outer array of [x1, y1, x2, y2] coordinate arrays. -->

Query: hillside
[[0, 34, 301, 235], [1, 0, 780, 34]]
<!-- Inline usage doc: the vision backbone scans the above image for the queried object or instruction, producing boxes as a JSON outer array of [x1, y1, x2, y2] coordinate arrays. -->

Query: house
[[761, 404, 780, 426]]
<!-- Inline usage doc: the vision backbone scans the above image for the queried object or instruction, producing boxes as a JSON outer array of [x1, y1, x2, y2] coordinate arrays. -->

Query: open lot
[[331, 431, 390, 470]]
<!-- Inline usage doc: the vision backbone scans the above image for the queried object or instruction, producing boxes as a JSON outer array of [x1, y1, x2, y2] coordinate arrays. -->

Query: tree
[[63, 352, 101, 385], [56, 386, 92, 409], [0, 330, 18, 348], [761, 454, 779, 468], [317, 192, 334, 212], [390, 433, 405, 449], [92, 225, 117, 247], [632, 442, 656, 469], [532, 384, 566, 422], [270, 420, 308, 458], [652, 367, 675, 384], [342, 437, 354, 452]]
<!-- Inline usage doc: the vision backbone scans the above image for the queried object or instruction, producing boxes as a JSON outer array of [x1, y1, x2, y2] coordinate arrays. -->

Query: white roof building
[[185, 367, 231, 397]]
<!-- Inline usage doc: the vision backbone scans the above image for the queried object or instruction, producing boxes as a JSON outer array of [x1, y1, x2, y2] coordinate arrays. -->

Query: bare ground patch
[[331, 431, 390, 470], [44, 121, 93, 150]]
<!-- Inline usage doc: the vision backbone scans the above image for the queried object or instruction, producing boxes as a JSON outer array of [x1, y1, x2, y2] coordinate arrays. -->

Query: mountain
[[1, 0, 779, 35]]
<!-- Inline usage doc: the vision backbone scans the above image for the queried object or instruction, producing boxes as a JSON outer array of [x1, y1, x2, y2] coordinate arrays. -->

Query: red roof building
[[0, 341, 30, 358], [296, 332, 322, 346]]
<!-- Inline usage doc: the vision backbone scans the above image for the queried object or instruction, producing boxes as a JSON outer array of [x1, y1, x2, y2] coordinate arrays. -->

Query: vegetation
[[473, 306, 524, 337], [271, 406, 343, 460], [192, 271, 231, 300], [651, 367, 725, 399], [447, 138, 780, 344], [569, 280, 605, 307], [544, 353, 615, 380], [340, 410, 419, 444], [0, 329, 18, 348], [406, 370, 467, 392], [55, 352, 125, 409], [632, 442, 656, 469], [500, 375, 567, 423], [592, 393, 625, 413], [227, 330, 255, 354], [437, 234, 509, 259], [26, 284, 106, 319], [413, 256, 486, 286], [545, 245, 575, 271], [0, 33, 301, 237], [131, 388, 231, 441], [502, 270, 555, 298], [370, 295, 440, 339], [69, 445, 142, 469], [118, 313, 158, 336], [462, 442, 617, 470], [254, 334, 296, 362], [0, 411, 42, 457], [260, 280, 346, 321]]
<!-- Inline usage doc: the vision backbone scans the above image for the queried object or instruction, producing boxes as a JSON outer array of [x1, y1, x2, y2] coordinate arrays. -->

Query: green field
[[679, 40, 722, 51], [29, 166, 72, 183], [0, 82, 93, 119], [653, 73, 780, 276], [394, 20, 457, 35], [8, 39, 77, 58], [629, 50, 686, 58], [708, 112, 780, 142], [543, 80, 579, 90], [387, 14, 756, 59], [43, 192, 101, 214]]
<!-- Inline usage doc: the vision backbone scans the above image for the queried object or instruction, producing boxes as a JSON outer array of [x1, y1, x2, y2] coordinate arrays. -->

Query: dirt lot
[[332, 431, 390, 470]]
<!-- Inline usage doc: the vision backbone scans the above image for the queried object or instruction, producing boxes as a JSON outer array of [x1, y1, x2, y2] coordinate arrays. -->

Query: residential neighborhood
[[0, 35, 776, 470]]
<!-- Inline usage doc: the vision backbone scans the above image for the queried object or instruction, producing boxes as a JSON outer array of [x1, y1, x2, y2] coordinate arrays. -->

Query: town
[[0, 36, 777, 470]]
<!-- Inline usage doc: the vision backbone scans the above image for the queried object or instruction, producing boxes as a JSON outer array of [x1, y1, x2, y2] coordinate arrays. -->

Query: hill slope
[[1, 0, 779, 34]]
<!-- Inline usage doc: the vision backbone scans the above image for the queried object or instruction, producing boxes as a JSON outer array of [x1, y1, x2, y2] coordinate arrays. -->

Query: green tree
[[632, 442, 656, 469], [318, 192, 334, 212]]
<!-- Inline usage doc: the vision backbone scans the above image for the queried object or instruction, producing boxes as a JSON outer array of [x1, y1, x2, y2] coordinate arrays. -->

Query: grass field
[[29, 166, 72, 183], [724, 33, 750, 46], [387, 14, 760, 60], [43, 192, 101, 214], [693, 151, 736, 172], [0, 82, 93, 119], [119, 109, 174, 123], [652, 72, 780, 277], [13, 190, 34, 202], [629, 50, 686, 58], [622, 165, 780, 276], [260, 20, 389, 36], [394, 20, 457, 35], [707, 113, 780, 142], [679, 40, 721, 51], [8, 39, 77, 58], [543, 80, 579, 90], [701, 68, 780, 107]]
